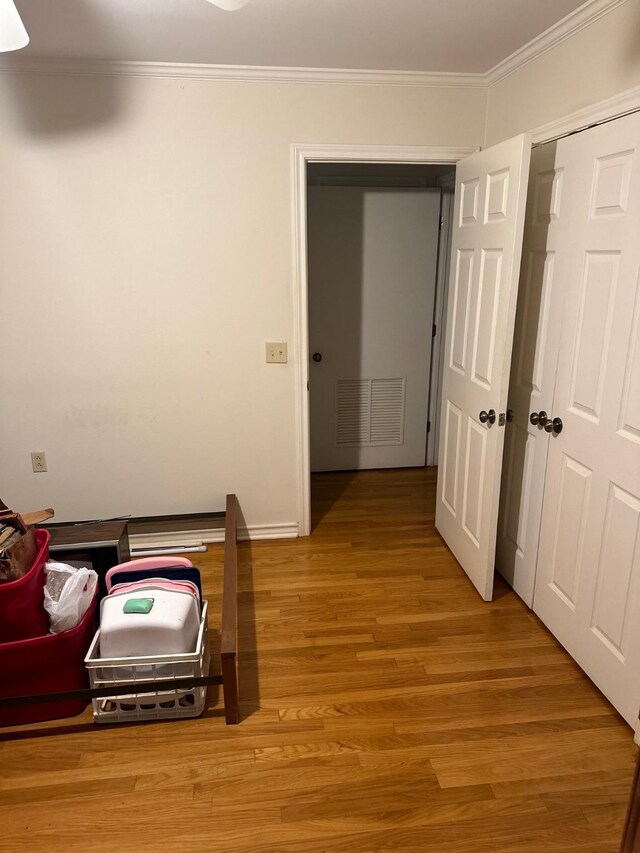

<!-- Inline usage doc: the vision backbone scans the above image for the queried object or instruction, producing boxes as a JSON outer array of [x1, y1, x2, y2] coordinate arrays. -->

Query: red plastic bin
[[0, 589, 97, 726], [0, 528, 50, 642]]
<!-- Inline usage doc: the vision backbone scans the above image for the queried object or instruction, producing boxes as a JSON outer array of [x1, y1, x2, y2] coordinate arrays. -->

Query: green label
[[122, 597, 155, 614]]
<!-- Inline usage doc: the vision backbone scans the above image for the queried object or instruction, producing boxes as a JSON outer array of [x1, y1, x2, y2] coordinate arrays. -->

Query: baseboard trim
[[130, 522, 299, 550]]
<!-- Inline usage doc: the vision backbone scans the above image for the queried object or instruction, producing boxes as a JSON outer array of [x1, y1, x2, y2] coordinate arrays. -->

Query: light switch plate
[[266, 342, 288, 363]]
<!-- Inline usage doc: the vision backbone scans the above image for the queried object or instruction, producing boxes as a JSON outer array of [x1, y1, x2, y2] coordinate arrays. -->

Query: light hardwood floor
[[1, 467, 636, 852]]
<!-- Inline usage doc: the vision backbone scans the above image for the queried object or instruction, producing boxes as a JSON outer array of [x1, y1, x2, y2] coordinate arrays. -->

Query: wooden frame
[[220, 493, 240, 724], [621, 751, 640, 853], [0, 494, 241, 726]]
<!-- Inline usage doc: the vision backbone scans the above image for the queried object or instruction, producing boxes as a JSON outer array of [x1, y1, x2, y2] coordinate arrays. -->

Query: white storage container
[[99, 585, 200, 659], [85, 601, 209, 723]]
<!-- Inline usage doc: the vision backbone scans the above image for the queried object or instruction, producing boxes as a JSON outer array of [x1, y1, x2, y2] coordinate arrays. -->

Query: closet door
[[436, 134, 531, 601], [534, 111, 640, 727], [495, 143, 570, 606]]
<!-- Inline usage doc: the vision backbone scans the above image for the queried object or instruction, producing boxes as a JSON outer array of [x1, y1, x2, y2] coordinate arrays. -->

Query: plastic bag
[[44, 560, 98, 633]]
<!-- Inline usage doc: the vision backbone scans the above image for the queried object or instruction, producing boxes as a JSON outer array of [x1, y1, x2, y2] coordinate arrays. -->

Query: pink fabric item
[[105, 556, 193, 592], [108, 578, 199, 601]]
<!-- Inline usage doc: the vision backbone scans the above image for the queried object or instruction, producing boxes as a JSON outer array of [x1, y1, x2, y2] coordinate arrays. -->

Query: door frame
[[291, 143, 476, 536], [426, 186, 455, 466]]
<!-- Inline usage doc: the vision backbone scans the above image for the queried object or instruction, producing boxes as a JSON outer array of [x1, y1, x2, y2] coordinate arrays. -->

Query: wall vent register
[[336, 378, 406, 447]]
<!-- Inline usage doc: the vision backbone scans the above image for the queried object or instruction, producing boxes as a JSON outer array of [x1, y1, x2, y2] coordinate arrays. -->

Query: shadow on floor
[[492, 572, 516, 602], [310, 470, 358, 531]]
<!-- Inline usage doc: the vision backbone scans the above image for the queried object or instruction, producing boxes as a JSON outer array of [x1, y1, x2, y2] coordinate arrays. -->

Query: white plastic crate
[[85, 601, 210, 723]]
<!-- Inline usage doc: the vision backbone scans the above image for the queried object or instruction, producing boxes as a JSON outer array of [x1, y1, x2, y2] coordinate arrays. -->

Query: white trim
[[291, 146, 311, 536], [131, 545, 207, 557], [531, 83, 640, 144], [0, 56, 484, 88], [485, 0, 630, 86], [426, 189, 454, 467], [291, 143, 475, 537], [130, 522, 298, 550], [0, 2, 625, 90], [298, 144, 478, 165]]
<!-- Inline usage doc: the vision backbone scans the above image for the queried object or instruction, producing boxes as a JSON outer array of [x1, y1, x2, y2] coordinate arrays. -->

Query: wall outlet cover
[[31, 452, 47, 473], [266, 342, 288, 363]]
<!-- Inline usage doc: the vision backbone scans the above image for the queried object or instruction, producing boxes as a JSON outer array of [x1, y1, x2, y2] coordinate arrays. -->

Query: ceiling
[[14, 0, 590, 72]]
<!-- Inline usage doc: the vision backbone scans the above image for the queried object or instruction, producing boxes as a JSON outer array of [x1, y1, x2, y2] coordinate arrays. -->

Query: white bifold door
[[436, 134, 531, 601], [533, 111, 640, 728], [495, 142, 570, 607]]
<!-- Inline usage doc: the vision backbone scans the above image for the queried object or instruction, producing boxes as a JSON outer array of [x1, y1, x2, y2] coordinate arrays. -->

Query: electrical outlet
[[31, 452, 47, 473], [266, 342, 288, 363]]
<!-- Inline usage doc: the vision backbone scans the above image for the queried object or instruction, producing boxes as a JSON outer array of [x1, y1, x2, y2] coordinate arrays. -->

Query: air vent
[[336, 378, 405, 446], [336, 380, 370, 445]]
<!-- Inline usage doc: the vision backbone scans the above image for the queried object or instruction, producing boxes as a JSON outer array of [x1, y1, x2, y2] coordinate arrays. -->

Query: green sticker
[[123, 597, 154, 614]]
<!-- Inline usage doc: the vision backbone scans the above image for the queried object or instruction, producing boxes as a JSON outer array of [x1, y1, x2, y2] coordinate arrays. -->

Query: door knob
[[312, 352, 322, 362], [530, 410, 548, 426], [544, 417, 563, 435], [479, 409, 496, 425]]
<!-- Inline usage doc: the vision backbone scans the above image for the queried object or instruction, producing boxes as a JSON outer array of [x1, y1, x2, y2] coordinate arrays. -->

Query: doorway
[[307, 163, 450, 476], [291, 143, 474, 537]]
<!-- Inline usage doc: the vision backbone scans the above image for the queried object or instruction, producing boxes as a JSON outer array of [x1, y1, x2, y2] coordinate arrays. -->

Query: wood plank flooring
[[1, 467, 636, 851]]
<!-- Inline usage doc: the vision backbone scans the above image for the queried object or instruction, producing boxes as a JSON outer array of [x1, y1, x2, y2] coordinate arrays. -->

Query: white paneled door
[[495, 143, 570, 606], [533, 111, 640, 727], [436, 135, 531, 601]]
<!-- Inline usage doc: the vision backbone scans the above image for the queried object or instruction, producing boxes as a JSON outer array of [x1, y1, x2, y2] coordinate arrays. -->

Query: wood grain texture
[[621, 752, 640, 853], [221, 493, 239, 724], [0, 467, 636, 852]]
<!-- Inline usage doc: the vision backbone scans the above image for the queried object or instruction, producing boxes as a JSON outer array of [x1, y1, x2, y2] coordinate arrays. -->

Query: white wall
[[485, 0, 640, 145], [0, 72, 485, 526]]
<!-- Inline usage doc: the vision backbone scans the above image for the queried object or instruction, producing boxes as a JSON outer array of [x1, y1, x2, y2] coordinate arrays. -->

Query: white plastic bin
[[85, 601, 210, 723], [99, 584, 201, 659]]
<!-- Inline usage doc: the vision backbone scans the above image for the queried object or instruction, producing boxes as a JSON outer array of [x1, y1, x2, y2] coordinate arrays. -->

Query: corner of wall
[[483, 0, 640, 145]]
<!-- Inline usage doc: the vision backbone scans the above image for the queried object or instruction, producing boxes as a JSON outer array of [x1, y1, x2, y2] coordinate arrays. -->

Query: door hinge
[[439, 216, 444, 230], [306, 380, 309, 391], [432, 324, 437, 337], [427, 420, 431, 433]]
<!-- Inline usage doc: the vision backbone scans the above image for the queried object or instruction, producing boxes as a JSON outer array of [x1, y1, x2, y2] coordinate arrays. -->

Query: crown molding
[[486, 0, 630, 86], [0, 1, 626, 90], [531, 82, 640, 144], [0, 56, 486, 88]]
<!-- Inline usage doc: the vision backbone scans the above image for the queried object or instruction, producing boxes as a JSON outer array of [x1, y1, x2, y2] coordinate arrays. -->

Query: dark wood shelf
[[43, 521, 130, 599]]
